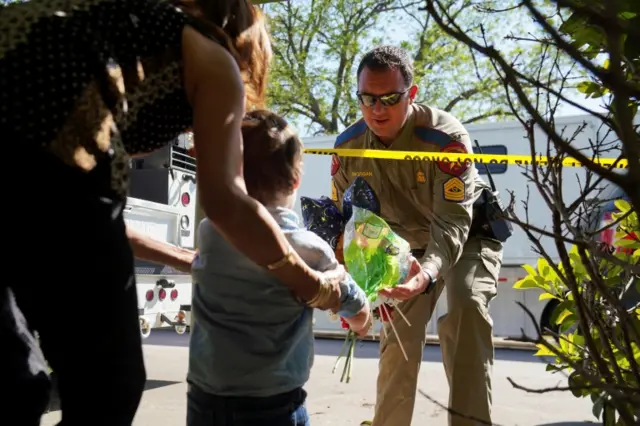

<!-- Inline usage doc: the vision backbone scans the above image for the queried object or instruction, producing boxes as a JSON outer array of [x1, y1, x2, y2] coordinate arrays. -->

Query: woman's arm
[[181, 27, 342, 309], [126, 226, 196, 273]]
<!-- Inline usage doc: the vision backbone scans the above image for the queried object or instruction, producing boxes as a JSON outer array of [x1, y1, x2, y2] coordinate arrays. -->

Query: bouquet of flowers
[[300, 177, 413, 382]]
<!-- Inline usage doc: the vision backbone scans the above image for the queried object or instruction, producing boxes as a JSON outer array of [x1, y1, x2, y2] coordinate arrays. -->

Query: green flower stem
[[346, 334, 357, 383], [333, 334, 352, 374], [340, 331, 356, 383]]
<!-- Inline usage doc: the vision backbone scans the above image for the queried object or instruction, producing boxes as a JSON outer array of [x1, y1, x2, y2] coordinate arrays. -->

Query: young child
[[187, 110, 371, 426]]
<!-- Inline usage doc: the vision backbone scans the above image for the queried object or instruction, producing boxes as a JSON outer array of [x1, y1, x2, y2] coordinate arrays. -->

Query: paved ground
[[41, 330, 597, 426]]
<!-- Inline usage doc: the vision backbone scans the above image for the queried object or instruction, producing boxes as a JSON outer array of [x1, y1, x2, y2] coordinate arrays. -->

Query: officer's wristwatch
[[421, 268, 437, 295]]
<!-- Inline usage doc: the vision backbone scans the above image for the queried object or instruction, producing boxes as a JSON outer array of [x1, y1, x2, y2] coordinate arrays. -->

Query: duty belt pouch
[[471, 188, 514, 243]]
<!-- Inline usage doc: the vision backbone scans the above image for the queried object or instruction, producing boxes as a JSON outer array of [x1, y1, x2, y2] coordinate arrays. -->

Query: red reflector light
[[145, 290, 154, 302], [159, 289, 167, 301], [181, 192, 191, 206], [170, 289, 178, 301], [600, 212, 615, 246]]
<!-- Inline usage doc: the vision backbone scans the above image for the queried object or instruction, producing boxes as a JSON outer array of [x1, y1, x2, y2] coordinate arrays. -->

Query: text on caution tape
[[303, 148, 628, 169]]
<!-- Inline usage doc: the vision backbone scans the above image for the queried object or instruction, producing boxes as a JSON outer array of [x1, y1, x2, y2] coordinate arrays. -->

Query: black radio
[[470, 140, 514, 243]]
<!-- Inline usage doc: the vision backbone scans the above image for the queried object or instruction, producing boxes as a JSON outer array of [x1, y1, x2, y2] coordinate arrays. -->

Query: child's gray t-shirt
[[188, 206, 367, 397]]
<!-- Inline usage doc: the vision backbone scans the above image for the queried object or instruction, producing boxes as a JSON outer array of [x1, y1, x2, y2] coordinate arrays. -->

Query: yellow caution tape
[[303, 148, 629, 169]]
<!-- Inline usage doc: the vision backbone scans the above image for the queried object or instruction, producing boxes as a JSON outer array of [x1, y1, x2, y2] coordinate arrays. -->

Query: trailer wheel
[[140, 318, 152, 339]]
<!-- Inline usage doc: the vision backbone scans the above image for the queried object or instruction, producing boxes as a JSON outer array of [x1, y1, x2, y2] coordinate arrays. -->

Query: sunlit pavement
[[41, 330, 596, 426]]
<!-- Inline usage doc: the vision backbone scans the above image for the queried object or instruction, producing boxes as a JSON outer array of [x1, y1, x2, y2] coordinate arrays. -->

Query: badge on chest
[[443, 177, 465, 202]]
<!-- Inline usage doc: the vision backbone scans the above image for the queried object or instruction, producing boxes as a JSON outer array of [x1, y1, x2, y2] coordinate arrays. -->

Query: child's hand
[[345, 302, 372, 337]]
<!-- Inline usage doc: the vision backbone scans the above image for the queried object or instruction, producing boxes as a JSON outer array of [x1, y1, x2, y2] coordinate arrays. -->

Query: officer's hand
[[378, 257, 429, 301]]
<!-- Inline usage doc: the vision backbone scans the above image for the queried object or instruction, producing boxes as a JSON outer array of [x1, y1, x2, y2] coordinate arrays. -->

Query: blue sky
[[288, 4, 607, 137], [383, 8, 609, 119]]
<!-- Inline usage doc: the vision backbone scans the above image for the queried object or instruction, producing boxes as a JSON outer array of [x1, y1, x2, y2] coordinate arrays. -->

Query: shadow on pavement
[[142, 329, 544, 364], [535, 423, 597, 426], [46, 379, 181, 413], [142, 329, 190, 347], [314, 338, 543, 363]]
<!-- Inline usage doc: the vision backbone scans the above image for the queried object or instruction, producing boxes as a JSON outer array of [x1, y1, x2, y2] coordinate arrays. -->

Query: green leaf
[[513, 277, 539, 289], [572, 333, 584, 348], [568, 371, 588, 398], [592, 394, 605, 420], [559, 315, 577, 333], [615, 238, 639, 248], [569, 245, 581, 263], [550, 300, 579, 334], [603, 59, 610, 69], [534, 275, 551, 291], [614, 199, 631, 213], [522, 264, 537, 276], [603, 404, 616, 426], [537, 257, 551, 279], [539, 292, 558, 301], [534, 343, 557, 357], [576, 81, 596, 94]]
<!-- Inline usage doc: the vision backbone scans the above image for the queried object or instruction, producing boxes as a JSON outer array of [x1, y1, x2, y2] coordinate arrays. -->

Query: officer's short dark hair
[[241, 109, 303, 205], [357, 45, 414, 87]]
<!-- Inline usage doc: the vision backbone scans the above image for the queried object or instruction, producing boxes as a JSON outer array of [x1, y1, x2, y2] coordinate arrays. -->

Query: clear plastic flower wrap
[[301, 176, 415, 379], [342, 205, 412, 302], [301, 176, 412, 300]]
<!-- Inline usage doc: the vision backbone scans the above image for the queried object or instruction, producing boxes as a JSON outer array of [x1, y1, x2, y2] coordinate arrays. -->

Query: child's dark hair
[[241, 110, 303, 205]]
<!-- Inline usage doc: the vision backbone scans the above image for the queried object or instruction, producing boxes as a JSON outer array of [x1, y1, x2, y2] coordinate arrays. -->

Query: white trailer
[[126, 135, 197, 338], [299, 114, 609, 340]]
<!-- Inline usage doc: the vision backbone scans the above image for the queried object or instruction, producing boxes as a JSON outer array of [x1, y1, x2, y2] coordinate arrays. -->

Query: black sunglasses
[[356, 89, 410, 107]]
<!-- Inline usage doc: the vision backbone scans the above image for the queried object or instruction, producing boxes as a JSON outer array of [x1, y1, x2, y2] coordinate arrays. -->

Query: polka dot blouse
[[0, 0, 198, 197]]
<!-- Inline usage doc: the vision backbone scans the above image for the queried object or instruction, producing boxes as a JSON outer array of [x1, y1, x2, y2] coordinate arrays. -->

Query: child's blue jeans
[[187, 383, 310, 426]]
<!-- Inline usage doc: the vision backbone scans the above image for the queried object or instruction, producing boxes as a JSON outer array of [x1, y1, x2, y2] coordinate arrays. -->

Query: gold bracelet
[[307, 276, 330, 308], [267, 247, 295, 271]]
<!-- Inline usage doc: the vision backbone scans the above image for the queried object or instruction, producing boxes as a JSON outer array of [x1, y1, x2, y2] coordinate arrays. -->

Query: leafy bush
[[514, 199, 639, 424]]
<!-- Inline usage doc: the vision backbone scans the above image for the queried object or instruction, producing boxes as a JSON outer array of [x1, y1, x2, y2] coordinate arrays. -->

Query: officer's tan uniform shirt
[[331, 104, 488, 279]]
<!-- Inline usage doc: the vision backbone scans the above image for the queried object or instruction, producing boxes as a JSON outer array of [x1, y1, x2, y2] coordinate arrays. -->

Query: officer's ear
[[408, 85, 419, 103]]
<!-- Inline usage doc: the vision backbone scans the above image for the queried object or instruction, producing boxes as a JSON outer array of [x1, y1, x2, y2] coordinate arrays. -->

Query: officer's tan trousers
[[372, 237, 502, 426]]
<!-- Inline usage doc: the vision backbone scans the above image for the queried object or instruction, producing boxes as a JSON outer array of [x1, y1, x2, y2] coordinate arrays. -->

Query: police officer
[[331, 46, 505, 426]]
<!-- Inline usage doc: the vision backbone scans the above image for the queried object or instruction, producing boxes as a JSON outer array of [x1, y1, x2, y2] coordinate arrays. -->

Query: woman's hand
[[315, 265, 345, 312], [172, 247, 197, 273], [126, 226, 196, 272]]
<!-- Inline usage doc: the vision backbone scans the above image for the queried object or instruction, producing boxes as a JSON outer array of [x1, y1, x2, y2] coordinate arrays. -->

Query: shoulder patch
[[443, 177, 465, 203], [437, 140, 470, 177], [414, 126, 451, 150], [331, 154, 341, 176], [336, 120, 367, 147]]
